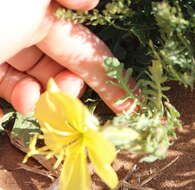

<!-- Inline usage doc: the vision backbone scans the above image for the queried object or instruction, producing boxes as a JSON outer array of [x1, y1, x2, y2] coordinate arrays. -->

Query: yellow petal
[[47, 78, 60, 93], [35, 92, 75, 132], [35, 79, 90, 133], [42, 127, 79, 152], [85, 129, 118, 189], [60, 140, 91, 190]]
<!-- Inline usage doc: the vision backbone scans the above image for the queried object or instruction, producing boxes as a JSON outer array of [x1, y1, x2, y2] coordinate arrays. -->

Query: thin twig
[[124, 165, 138, 182], [121, 181, 155, 190], [122, 165, 138, 190], [115, 165, 154, 190], [17, 163, 55, 181], [140, 156, 179, 186]]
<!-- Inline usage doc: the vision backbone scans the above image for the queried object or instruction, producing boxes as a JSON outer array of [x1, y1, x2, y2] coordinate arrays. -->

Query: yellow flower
[[24, 79, 118, 190]]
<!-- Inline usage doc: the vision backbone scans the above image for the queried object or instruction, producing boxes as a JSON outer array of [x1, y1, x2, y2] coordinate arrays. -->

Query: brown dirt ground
[[0, 82, 194, 190]]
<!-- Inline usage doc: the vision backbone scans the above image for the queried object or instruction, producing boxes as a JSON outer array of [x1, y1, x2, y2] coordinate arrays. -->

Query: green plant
[[55, 0, 194, 161], [56, 0, 195, 88], [102, 56, 181, 162]]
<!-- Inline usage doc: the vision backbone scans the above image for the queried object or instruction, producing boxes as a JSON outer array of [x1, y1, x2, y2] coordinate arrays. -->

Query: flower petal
[[35, 79, 90, 133], [85, 129, 118, 189], [47, 78, 60, 93], [35, 91, 75, 132], [60, 140, 91, 190], [42, 125, 79, 152]]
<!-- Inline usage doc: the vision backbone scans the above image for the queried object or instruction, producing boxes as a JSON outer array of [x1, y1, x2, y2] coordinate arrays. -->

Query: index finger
[[37, 3, 137, 114]]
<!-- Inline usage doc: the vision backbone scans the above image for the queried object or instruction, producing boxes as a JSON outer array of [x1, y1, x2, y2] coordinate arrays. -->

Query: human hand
[[0, 0, 99, 63], [0, 0, 136, 115]]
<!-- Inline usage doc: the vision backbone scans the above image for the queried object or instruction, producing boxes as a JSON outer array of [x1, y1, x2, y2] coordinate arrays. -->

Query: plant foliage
[[103, 56, 181, 162], [56, 0, 195, 87], [55, 0, 195, 161]]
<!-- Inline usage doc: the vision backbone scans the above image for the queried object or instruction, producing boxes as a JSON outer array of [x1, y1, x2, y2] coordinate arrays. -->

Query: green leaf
[[161, 86, 171, 91], [10, 112, 41, 147], [124, 68, 133, 84], [102, 126, 140, 147], [115, 96, 130, 105], [140, 155, 159, 163]]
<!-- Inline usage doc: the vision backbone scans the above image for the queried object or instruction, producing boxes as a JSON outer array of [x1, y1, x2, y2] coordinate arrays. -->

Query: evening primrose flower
[[24, 79, 118, 190]]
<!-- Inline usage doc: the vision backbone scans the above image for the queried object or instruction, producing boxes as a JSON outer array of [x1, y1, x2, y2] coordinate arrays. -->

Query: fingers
[[7, 46, 86, 113], [54, 71, 86, 97], [2, 61, 85, 115], [26, 55, 64, 87], [8, 46, 85, 97], [8, 46, 44, 71], [56, 0, 99, 10], [37, 8, 136, 114], [26, 55, 85, 97], [0, 63, 41, 114], [11, 77, 41, 115]]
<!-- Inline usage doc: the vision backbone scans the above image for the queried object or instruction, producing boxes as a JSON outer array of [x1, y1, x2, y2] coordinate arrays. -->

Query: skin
[[0, 0, 135, 115]]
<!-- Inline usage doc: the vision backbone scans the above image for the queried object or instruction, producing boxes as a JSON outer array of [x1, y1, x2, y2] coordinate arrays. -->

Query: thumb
[[0, 0, 50, 64]]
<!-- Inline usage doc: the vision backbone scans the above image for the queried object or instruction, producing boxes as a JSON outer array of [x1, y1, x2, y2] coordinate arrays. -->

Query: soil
[[0, 82, 194, 190]]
